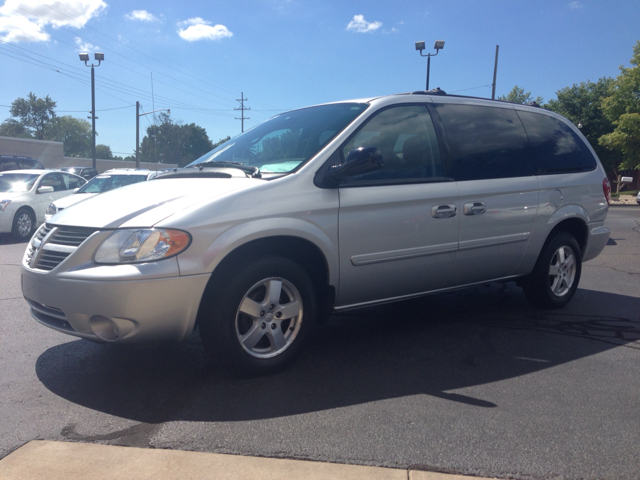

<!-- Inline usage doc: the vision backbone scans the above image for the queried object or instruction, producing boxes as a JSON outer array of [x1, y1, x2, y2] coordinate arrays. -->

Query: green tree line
[[500, 41, 640, 191], [0, 95, 228, 167]]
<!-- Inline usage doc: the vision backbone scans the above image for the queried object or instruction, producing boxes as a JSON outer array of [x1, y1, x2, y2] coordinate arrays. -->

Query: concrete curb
[[0, 441, 497, 480]]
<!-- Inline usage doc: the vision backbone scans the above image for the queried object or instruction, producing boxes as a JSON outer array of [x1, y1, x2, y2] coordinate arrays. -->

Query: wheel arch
[[195, 233, 336, 328], [546, 207, 589, 254], [14, 204, 36, 222]]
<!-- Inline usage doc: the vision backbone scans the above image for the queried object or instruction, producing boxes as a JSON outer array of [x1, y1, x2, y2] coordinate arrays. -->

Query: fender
[[199, 217, 339, 287]]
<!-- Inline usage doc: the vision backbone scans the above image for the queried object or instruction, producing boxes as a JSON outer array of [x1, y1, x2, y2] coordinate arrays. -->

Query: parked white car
[[0, 170, 85, 241], [22, 91, 611, 376], [45, 169, 158, 221]]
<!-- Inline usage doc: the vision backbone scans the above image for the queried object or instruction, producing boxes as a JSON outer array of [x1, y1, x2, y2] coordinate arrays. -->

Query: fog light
[[89, 315, 135, 341]]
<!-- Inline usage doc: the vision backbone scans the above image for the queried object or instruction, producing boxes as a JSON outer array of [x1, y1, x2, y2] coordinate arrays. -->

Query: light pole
[[415, 40, 444, 91], [79, 52, 104, 170], [136, 103, 170, 169]]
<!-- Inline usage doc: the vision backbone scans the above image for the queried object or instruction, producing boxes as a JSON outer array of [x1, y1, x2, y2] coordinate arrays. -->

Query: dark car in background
[[0, 156, 44, 171], [59, 166, 98, 180]]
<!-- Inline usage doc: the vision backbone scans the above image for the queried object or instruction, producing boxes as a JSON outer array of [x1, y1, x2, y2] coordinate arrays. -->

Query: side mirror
[[73, 188, 80, 193], [37, 186, 54, 194], [327, 146, 383, 182]]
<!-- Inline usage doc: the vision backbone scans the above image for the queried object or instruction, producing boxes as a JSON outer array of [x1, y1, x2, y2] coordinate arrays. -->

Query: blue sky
[[0, 0, 638, 158]]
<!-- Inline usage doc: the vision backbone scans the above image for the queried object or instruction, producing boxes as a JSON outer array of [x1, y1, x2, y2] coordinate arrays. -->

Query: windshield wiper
[[190, 160, 261, 178]]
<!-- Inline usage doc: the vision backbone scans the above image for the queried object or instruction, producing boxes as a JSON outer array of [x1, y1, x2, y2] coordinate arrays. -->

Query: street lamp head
[[434, 40, 445, 50], [79, 52, 89, 62], [94, 52, 104, 62], [415, 41, 425, 51]]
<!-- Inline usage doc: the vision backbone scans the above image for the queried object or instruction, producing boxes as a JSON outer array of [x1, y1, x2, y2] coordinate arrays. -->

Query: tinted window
[[0, 159, 19, 171], [434, 104, 532, 181], [339, 105, 444, 183], [517, 111, 596, 174], [18, 158, 43, 169]]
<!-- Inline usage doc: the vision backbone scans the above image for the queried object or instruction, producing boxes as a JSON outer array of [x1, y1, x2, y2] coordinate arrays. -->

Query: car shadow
[[35, 282, 640, 426]]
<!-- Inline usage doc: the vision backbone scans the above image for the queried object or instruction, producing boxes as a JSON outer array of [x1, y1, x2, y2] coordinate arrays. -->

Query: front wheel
[[199, 256, 317, 377], [522, 232, 582, 309], [12, 208, 35, 242]]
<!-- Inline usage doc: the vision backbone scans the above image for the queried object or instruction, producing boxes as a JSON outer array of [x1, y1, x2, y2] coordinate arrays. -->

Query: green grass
[[618, 190, 639, 196]]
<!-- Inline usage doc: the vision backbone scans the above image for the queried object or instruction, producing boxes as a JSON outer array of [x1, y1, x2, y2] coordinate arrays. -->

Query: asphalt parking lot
[[1, 206, 639, 480]]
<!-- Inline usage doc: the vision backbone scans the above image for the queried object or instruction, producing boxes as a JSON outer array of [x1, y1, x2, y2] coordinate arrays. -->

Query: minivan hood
[[49, 177, 262, 229]]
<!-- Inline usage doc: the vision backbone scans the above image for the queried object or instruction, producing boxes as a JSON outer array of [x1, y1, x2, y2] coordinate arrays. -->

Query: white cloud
[[74, 36, 99, 52], [177, 18, 232, 41], [569, 1, 583, 8], [125, 10, 158, 22], [0, 0, 106, 43], [346, 14, 382, 33]]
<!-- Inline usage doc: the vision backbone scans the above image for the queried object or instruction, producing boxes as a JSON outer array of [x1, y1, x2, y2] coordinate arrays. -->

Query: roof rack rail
[[410, 87, 447, 96]]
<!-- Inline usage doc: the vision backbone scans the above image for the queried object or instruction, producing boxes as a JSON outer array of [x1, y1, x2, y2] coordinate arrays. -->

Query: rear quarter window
[[517, 110, 597, 174]]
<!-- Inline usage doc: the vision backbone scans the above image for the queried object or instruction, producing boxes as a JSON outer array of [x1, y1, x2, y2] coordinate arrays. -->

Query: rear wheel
[[12, 208, 35, 242], [199, 256, 317, 377], [523, 232, 582, 309]]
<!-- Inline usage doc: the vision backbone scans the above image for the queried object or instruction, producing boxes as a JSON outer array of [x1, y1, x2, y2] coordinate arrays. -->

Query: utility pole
[[136, 103, 170, 169], [491, 45, 499, 100], [235, 92, 250, 132]]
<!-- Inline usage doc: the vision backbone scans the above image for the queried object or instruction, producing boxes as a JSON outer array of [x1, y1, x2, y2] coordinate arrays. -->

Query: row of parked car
[[0, 166, 157, 241]]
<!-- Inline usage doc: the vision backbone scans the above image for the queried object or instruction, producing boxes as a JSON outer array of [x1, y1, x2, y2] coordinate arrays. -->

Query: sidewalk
[[0, 440, 497, 480]]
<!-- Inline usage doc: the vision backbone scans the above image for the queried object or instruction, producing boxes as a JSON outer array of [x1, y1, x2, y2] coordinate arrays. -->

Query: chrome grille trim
[[28, 224, 99, 271], [48, 226, 98, 247]]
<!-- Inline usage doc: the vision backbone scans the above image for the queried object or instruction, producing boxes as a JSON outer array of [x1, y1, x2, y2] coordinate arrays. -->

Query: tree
[[599, 41, 640, 172], [499, 85, 543, 105], [0, 118, 30, 138], [546, 78, 623, 188], [95, 144, 114, 159], [9, 93, 57, 140], [0, 93, 117, 159], [139, 113, 215, 167], [48, 116, 92, 157]]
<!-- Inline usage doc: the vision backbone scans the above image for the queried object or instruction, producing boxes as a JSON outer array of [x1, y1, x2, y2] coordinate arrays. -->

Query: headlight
[[94, 228, 191, 264], [0, 200, 11, 212], [46, 203, 57, 216]]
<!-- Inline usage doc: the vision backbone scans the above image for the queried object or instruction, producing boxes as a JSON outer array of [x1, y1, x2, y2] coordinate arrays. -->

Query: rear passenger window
[[517, 111, 596, 174], [434, 104, 532, 181]]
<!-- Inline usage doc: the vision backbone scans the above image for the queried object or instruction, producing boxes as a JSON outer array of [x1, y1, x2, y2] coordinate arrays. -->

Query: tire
[[199, 256, 317, 377], [12, 208, 35, 242], [522, 232, 582, 309]]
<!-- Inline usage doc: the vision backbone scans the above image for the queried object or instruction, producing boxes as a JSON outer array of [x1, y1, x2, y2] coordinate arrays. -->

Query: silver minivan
[[21, 91, 611, 375]]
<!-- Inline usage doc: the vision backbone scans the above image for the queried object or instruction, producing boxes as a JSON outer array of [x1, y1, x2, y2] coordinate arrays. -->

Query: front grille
[[28, 224, 98, 271], [35, 250, 72, 270], [48, 226, 97, 247]]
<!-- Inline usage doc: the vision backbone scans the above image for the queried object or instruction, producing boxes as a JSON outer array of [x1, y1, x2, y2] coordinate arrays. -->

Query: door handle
[[431, 204, 457, 219], [463, 202, 486, 216]]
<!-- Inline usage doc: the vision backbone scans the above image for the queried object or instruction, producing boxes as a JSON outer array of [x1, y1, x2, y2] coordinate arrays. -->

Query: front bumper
[[21, 224, 211, 343]]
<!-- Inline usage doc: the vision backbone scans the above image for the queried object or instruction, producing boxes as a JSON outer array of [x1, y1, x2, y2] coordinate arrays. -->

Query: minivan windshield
[[0, 173, 39, 192], [187, 103, 368, 173]]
